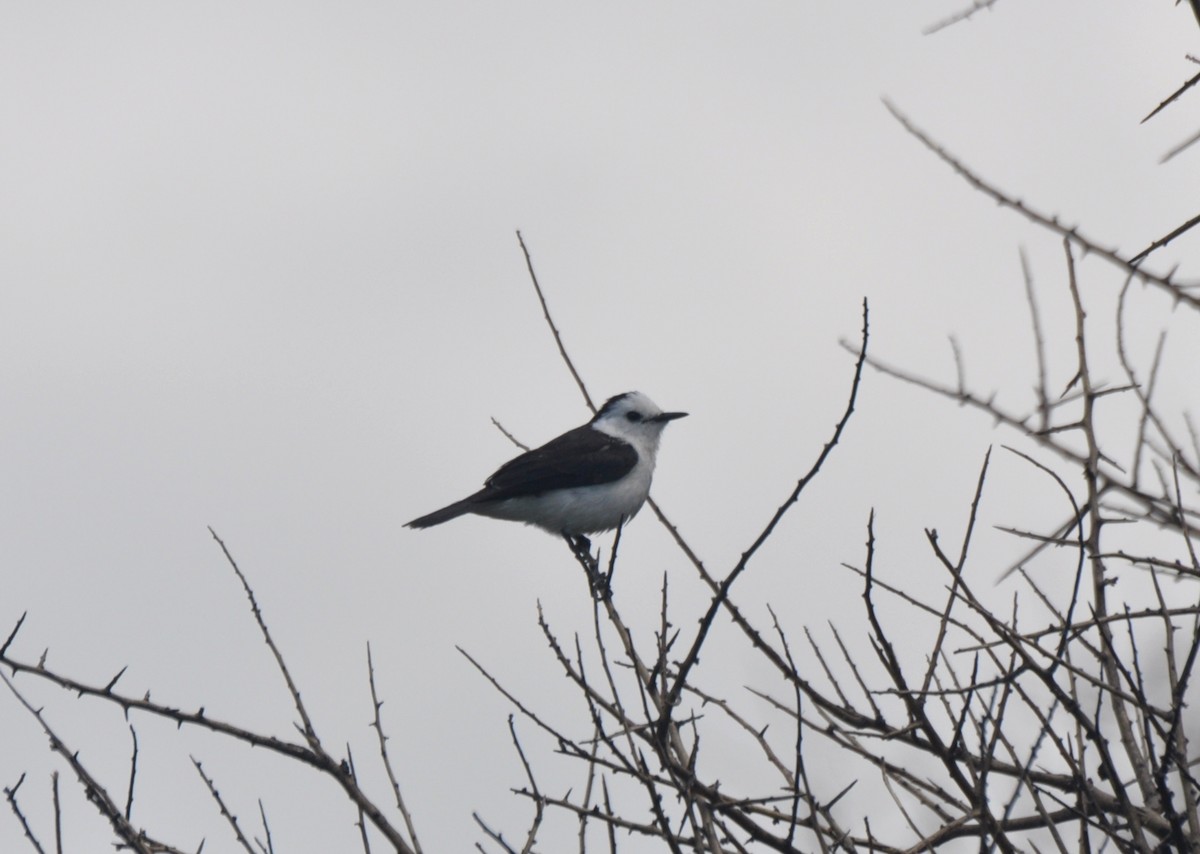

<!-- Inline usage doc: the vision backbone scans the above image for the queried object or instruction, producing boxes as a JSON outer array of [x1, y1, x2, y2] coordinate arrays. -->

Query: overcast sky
[[2, 3, 1199, 851]]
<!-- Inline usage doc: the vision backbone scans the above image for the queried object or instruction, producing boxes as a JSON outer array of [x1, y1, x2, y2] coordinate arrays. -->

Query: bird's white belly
[[476, 467, 654, 535]]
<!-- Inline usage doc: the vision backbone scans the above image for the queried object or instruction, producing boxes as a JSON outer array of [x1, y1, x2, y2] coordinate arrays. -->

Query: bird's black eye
[[626, 411, 643, 422]]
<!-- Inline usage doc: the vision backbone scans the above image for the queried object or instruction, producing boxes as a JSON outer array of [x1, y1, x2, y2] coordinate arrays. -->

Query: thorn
[[0, 612, 27, 657], [104, 666, 128, 694]]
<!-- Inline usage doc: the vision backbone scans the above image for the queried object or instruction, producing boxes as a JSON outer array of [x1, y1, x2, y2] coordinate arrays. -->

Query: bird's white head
[[590, 392, 687, 456]]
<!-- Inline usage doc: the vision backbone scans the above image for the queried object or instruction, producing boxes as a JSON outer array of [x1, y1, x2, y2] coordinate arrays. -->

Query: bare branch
[[191, 757, 257, 854], [366, 643, 423, 853], [883, 99, 1200, 311], [516, 230, 595, 414], [3, 774, 47, 854]]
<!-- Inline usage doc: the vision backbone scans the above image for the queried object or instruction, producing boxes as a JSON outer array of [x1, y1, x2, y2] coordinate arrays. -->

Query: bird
[[406, 392, 686, 545]]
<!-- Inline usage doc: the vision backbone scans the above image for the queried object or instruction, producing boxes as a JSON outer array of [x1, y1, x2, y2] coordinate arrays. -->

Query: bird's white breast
[[474, 455, 655, 535]]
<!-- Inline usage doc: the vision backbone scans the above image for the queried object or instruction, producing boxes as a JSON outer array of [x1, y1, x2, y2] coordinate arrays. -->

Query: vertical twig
[[366, 643, 423, 854]]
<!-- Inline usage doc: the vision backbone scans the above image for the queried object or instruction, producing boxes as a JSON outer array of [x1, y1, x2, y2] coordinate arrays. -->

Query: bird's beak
[[652, 411, 688, 422]]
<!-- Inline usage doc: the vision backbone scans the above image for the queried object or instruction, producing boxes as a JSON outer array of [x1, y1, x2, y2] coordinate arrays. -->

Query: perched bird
[[406, 392, 686, 541]]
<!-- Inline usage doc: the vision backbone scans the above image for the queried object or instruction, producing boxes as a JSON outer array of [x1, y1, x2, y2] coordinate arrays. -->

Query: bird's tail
[[405, 498, 475, 529]]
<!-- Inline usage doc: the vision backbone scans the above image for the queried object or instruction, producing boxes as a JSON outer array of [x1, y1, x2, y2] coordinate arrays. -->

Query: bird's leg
[[562, 533, 591, 560], [563, 533, 608, 597], [604, 518, 625, 592]]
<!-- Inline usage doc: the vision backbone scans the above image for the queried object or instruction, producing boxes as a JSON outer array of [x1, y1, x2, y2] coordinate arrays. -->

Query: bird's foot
[[571, 534, 592, 555], [564, 534, 610, 599]]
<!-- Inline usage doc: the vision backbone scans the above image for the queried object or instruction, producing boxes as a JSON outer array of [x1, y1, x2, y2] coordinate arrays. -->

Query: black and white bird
[[406, 392, 686, 540]]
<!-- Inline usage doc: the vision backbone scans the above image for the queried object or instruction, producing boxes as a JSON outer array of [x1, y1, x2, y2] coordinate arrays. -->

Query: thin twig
[[207, 528, 321, 749], [366, 643, 422, 853], [883, 99, 1200, 310], [191, 757, 257, 854], [516, 231, 595, 413], [124, 722, 139, 820], [664, 299, 869, 719], [3, 774, 48, 854], [922, 0, 1002, 35]]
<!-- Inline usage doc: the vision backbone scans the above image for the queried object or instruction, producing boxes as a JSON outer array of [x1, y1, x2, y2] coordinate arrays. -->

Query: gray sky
[[2, 3, 1199, 851]]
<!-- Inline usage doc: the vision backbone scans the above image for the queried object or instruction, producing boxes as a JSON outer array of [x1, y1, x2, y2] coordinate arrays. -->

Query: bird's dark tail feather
[[405, 499, 475, 529]]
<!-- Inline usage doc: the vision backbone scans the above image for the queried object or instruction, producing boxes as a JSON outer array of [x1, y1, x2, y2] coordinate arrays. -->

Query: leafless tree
[[4, 10, 1200, 853]]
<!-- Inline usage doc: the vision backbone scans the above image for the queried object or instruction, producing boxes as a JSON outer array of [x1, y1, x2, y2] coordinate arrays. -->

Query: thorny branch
[[5, 89, 1200, 848], [459, 123, 1200, 850], [0, 536, 421, 854]]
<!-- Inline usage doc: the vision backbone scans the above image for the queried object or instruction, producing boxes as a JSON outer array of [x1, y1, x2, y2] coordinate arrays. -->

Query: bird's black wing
[[477, 426, 638, 501]]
